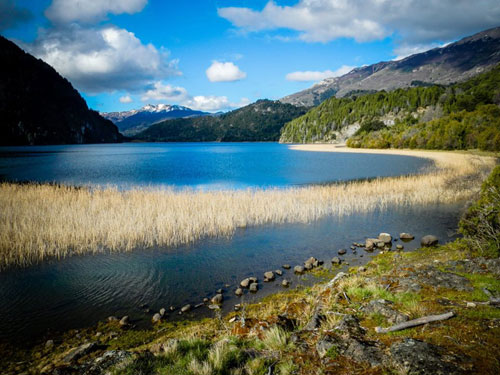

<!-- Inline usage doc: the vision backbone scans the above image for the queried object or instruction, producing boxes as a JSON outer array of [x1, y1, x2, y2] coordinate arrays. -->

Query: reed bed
[[0, 148, 496, 269]]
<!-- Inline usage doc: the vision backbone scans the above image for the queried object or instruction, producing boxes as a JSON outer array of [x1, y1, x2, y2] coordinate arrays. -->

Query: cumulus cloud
[[119, 95, 133, 103], [24, 24, 180, 93], [286, 65, 354, 81], [206, 61, 247, 82], [0, 0, 32, 31], [218, 0, 500, 46], [140, 81, 249, 111], [141, 82, 189, 102], [45, 0, 147, 24]]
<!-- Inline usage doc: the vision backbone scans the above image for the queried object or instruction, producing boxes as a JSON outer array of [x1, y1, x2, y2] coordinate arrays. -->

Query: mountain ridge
[[101, 104, 209, 136], [281, 26, 500, 107]]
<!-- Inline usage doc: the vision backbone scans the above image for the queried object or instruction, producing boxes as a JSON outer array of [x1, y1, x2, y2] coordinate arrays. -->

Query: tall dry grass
[[0, 148, 496, 269]]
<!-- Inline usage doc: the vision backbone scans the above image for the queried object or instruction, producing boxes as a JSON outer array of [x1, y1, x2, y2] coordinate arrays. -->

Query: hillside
[[281, 26, 500, 107], [102, 104, 208, 136], [280, 63, 500, 150], [0, 36, 121, 146], [134, 99, 307, 142]]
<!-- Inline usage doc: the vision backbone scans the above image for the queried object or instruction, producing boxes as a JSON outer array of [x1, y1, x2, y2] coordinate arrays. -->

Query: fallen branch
[[375, 311, 455, 333]]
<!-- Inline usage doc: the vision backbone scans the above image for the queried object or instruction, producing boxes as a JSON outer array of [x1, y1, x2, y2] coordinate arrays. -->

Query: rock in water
[[264, 271, 275, 281], [331, 257, 342, 265], [235, 288, 243, 296], [282, 264, 291, 269], [211, 294, 223, 304], [180, 304, 191, 313], [152, 313, 161, 323], [159, 308, 166, 317], [282, 279, 290, 287], [240, 278, 250, 288], [400, 233, 415, 240], [338, 249, 347, 255], [249, 283, 258, 292], [378, 233, 392, 244], [294, 265, 305, 274], [421, 235, 439, 247], [275, 269, 283, 276]]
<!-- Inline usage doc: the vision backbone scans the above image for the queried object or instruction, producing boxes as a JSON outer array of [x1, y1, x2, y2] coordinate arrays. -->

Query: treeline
[[280, 64, 500, 151], [134, 100, 307, 142]]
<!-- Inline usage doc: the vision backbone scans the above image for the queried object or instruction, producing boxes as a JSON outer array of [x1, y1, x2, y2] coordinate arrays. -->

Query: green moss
[[325, 344, 340, 360]]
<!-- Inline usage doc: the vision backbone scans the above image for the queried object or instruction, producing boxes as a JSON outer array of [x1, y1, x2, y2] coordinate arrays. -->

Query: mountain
[[102, 104, 209, 136], [134, 99, 308, 142], [280, 62, 500, 151], [0, 36, 121, 146], [281, 26, 500, 107]]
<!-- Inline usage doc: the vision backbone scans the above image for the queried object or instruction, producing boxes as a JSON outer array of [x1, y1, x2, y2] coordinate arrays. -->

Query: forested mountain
[[281, 26, 500, 107], [0, 36, 121, 145], [134, 100, 308, 142], [280, 64, 500, 151]]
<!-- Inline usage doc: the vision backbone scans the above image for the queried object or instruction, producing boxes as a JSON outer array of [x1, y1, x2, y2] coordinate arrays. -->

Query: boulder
[[294, 265, 305, 274], [62, 342, 98, 364], [282, 279, 290, 287], [211, 294, 223, 305], [390, 338, 461, 375], [365, 239, 378, 249], [119, 316, 130, 327], [235, 288, 243, 296], [362, 299, 409, 324], [421, 235, 439, 247], [396, 244, 404, 250], [282, 264, 291, 269], [275, 269, 283, 276], [378, 233, 392, 244], [169, 306, 176, 311], [264, 271, 275, 281], [216, 288, 223, 294], [376, 241, 385, 248], [331, 256, 342, 265], [107, 316, 119, 322], [338, 249, 347, 255], [240, 278, 251, 288], [249, 277, 258, 283], [249, 283, 258, 293], [152, 313, 162, 324], [180, 304, 191, 313], [304, 262, 313, 270], [159, 308, 166, 317], [400, 232, 415, 241]]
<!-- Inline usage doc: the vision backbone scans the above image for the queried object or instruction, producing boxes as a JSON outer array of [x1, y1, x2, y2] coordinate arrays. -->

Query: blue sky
[[2, 0, 500, 112]]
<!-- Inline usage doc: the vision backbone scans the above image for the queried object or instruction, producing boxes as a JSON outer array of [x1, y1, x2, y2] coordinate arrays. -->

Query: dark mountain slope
[[0, 36, 121, 145], [281, 26, 500, 107]]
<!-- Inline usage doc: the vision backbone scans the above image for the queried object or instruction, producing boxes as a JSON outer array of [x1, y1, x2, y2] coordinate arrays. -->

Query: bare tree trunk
[[375, 311, 455, 333]]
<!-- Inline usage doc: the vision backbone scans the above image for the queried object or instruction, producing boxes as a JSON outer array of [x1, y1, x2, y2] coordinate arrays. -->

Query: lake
[[0, 143, 431, 189], [0, 143, 460, 346]]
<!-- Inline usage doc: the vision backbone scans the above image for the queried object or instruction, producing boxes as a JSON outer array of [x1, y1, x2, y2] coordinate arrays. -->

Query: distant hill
[[102, 104, 208, 136], [134, 99, 308, 142], [280, 62, 500, 151], [281, 26, 500, 107], [0, 36, 121, 146]]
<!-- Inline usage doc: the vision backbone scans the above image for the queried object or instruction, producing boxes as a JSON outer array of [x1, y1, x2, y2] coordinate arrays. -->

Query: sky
[[2, 0, 500, 113]]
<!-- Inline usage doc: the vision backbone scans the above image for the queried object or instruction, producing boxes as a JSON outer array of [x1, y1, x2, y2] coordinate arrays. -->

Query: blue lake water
[[0, 142, 431, 189], [0, 143, 461, 346]]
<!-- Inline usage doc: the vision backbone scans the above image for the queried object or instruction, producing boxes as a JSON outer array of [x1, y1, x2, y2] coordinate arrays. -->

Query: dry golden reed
[[0, 147, 496, 268]]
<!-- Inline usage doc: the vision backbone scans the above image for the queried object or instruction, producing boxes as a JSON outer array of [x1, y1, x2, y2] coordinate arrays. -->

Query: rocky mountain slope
[[0, 36, 121, 146], [102, 104, 208, 136], [134, 99, 307, 142], [280, 62, 500, 149], [281, 26, 500, 107]]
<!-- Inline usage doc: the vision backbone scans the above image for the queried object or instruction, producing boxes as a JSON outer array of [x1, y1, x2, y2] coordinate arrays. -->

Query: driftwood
[[375, 311, 455, 333]]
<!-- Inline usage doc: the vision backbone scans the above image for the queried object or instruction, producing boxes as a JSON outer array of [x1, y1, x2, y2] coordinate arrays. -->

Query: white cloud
[[119, 95, 133, 103], [141, 82, 189, 102], [140, 81, 250, 112], [45, 0, 147, 24], [183, 96, 250, 111], [286, 65, 354, 81], [218, 0, 500, 48], [24, 24, 180, 93], [206, 61, 247, 82]]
